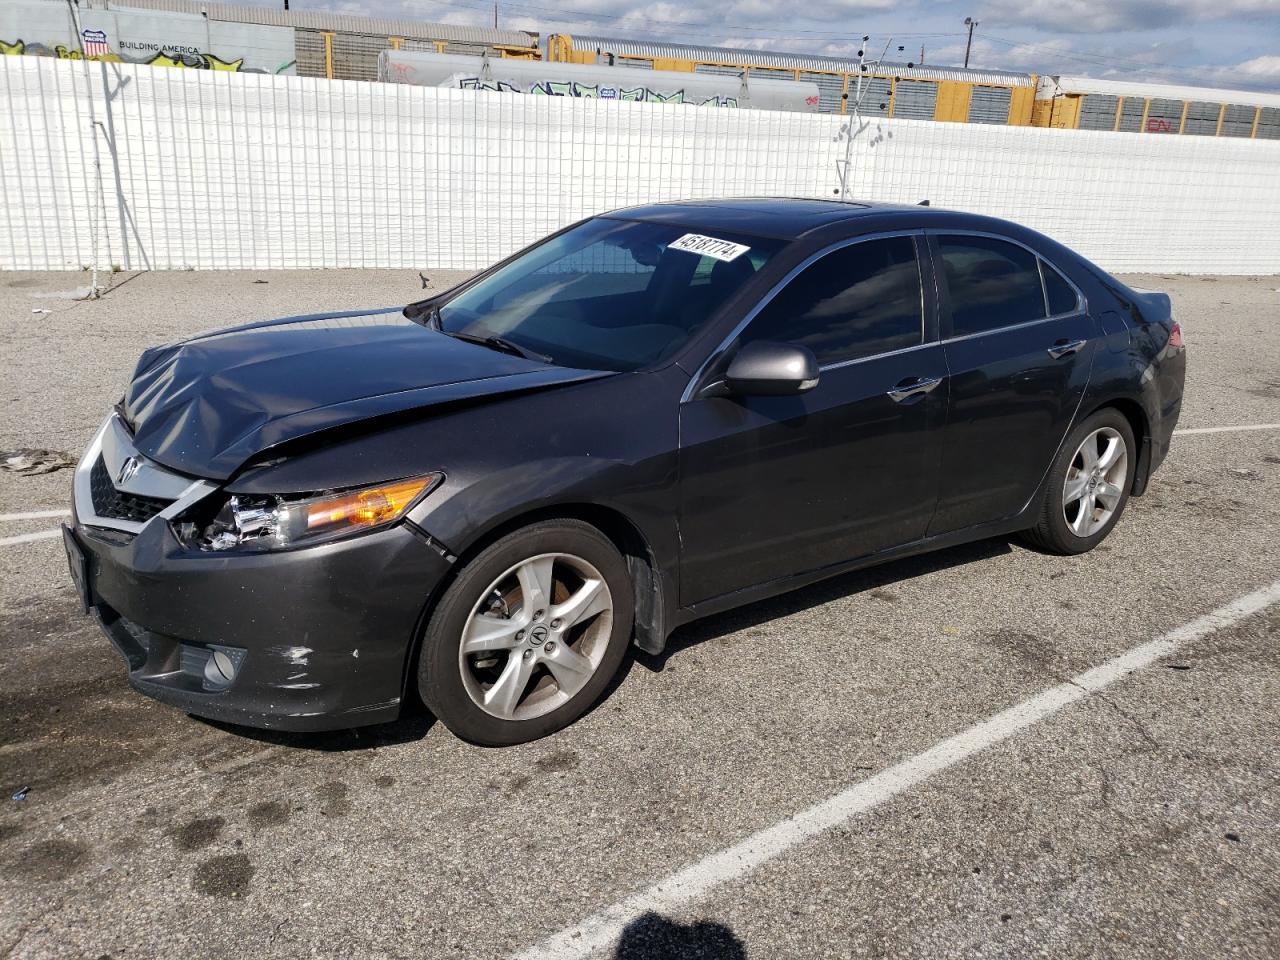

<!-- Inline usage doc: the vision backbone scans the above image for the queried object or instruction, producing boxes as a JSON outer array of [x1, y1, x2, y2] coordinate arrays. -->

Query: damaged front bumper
[[68, 416, 452, 732]]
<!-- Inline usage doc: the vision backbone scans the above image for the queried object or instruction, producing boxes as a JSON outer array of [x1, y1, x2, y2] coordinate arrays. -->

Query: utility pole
[[963, 17, 978, 68], [494, 2, 498, 29]]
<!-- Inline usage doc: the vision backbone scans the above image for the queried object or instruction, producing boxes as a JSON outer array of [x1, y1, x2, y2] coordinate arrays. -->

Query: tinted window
[[439, 218, 781, 372], [742, 237, 923, 365], [939, 236, 1046, 337], [1042, 260, 1079, 315], [526, 236, 657, 297]]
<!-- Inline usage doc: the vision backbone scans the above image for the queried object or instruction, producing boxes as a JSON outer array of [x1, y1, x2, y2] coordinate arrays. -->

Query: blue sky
[[245, 0, 1279, 91]]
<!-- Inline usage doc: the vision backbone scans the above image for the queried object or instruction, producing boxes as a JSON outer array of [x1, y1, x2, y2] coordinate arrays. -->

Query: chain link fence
[[1, 55, 1278, 274]]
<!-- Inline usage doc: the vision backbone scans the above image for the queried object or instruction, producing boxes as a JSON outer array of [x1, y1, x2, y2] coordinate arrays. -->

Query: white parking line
[[0, 529, 63, 547], [0, 509, 69, 522], [511, 579, 1280, 960], [1175, 423, 1280, 436]]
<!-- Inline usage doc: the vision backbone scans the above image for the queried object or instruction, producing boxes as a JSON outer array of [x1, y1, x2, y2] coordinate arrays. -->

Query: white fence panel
[[1, 55, 1278, 274], [852, 116, 1280, 275]]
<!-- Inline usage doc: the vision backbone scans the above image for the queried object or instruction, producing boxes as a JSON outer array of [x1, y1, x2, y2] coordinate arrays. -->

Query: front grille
[[89, 455, 172, 523]]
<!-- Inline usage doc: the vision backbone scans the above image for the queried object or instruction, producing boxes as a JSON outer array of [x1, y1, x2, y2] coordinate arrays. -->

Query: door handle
[[1047, 338, 1087, 359], [887, 375, 943, 403]]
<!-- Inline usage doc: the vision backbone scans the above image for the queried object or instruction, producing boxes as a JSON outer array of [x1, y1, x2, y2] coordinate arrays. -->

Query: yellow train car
[[547, 34, 1037, 125], [1033, 76, 1280, 139]]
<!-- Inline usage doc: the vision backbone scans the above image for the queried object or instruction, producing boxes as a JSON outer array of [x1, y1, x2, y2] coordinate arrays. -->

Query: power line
[[428, 0, 1222, 84], [260, 0, 966, 49], [467, 0, 1263, 87], [274, 0, 1265, 86], [400, 0, 961, 41], [974, 32, 1212, 80], [416, 0, 840, 34]]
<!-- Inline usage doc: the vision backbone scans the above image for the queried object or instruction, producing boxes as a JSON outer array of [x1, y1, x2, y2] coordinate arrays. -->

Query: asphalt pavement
[[0, 269, 1277, 959]]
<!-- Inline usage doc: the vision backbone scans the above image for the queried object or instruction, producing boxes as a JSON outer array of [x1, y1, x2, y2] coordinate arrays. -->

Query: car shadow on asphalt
[[194, 537, 1013, 750], [638, 536, 1016, 671], [613, 911, 746, 959], [195, 711, 436, 752]]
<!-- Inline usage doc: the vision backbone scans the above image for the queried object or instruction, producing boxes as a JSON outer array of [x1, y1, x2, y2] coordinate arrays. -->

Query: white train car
[[377, 49, 822, 112]]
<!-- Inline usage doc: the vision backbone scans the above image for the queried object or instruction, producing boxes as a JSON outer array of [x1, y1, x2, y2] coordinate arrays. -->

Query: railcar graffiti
[[456, 75, 738, 107], [380, 49, 818, 112], [1, 37, 294, 74]]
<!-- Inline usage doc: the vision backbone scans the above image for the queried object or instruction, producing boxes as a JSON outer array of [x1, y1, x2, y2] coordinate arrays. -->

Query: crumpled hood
[[123, 307, 608, 480]]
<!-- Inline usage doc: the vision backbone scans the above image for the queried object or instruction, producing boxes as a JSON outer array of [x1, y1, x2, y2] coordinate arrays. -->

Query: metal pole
[[839, 36, 892, 202], [963, 17, 978, 69], [839, 38, 868, 201], [65, 0, 103, 297]]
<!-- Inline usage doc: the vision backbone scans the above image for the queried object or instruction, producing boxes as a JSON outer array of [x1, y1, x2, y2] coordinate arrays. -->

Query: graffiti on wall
[[0, 29, 295, 74], [456, 76, 739, 108]]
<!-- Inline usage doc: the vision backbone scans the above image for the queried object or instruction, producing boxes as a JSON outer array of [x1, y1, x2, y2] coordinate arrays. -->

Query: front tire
[[1022, 408, 1135, 555], [418, 519, 634, 746]]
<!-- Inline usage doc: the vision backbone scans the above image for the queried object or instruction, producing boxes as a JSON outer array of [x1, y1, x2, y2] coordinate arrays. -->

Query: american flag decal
[[81, 29, 110, 58]]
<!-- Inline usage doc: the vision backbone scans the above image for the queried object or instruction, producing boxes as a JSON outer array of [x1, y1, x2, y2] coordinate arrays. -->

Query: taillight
[[1168, 321, 1184, 350]]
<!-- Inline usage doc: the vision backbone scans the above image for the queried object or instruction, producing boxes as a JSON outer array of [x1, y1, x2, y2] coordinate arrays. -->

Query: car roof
[[602, 197, 1103, 281], [606, 197, 982, 240]]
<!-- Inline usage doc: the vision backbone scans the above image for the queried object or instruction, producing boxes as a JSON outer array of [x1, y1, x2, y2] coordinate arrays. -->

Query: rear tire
[[418, 519, 633, 746], [1021, 408, 1135, 555]]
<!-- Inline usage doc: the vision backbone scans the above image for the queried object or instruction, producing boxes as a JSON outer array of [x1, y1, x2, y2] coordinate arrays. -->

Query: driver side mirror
[[721, 340, 820, 397]]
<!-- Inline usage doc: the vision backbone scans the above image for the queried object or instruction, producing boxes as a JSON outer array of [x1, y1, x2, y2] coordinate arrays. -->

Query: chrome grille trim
[[74, 414, 220, 535], [89, 454, 171, 523]]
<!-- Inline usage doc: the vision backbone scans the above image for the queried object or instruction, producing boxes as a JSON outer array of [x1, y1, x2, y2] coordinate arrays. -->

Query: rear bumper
[[70, 509, 452, 732], [1139, 346, 1186, 493], [1150, 392, 1181, 473]]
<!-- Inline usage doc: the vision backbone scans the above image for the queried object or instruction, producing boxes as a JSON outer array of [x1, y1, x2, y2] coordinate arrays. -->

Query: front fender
[[409, 456, 641, 545], [409, 446, 682, 635], [228, 367, 687, 642]]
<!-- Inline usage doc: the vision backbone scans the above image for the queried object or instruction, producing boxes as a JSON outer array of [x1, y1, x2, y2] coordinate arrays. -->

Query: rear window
[[439, 218, 781, 372]]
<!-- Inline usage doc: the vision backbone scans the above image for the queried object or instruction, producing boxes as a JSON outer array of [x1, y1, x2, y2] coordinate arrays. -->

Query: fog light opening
[[203, 646, 244, 690]]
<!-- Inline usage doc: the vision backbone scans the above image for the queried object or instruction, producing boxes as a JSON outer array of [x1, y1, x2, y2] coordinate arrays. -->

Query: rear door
[[927, 233, 1096, 535], [678, 233, 948, 605]]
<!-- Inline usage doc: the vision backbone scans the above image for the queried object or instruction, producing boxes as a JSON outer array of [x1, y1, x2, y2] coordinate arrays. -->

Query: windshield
[[437, 217, 781, 372]]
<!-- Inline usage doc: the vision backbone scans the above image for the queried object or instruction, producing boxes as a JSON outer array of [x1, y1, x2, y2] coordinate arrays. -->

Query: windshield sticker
[[668, 233, 751, 262]]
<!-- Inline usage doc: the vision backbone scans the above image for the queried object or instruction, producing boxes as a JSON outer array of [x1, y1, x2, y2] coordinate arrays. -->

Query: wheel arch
[[412, 502, 669, 674], [1081, 396, 1152, 495]]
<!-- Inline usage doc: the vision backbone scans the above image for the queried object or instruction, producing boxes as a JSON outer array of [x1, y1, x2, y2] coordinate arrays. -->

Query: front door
[[678, 234, 948, 607]]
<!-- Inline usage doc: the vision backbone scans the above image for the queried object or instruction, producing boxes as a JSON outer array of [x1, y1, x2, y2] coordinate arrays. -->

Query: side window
[[938, 235, 1046, 337], [741, 236, 923, 366], [1041, 260, 1080, 315]]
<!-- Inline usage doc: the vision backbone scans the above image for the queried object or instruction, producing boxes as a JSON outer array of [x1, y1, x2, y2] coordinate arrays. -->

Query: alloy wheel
[[458, 552, 614, 721], [1062, 426, 1128, 538]]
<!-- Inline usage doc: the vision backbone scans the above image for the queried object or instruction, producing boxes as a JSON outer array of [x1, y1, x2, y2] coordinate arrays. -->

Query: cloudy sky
[[246, 0, 1279, 91]]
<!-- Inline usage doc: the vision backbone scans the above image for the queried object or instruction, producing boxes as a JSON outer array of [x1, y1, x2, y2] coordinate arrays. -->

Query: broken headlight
[[182, 474, 442, 552]]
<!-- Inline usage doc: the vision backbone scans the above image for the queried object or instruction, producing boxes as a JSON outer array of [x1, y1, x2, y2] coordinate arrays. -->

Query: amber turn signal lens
[[305, 477, 435, 531]]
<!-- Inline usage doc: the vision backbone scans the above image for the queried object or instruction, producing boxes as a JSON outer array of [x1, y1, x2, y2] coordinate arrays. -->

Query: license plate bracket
[[62, 525, 91, 613]]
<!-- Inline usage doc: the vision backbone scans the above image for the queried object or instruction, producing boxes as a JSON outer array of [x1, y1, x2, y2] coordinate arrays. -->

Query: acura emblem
[[116, 456, 142, 485]]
